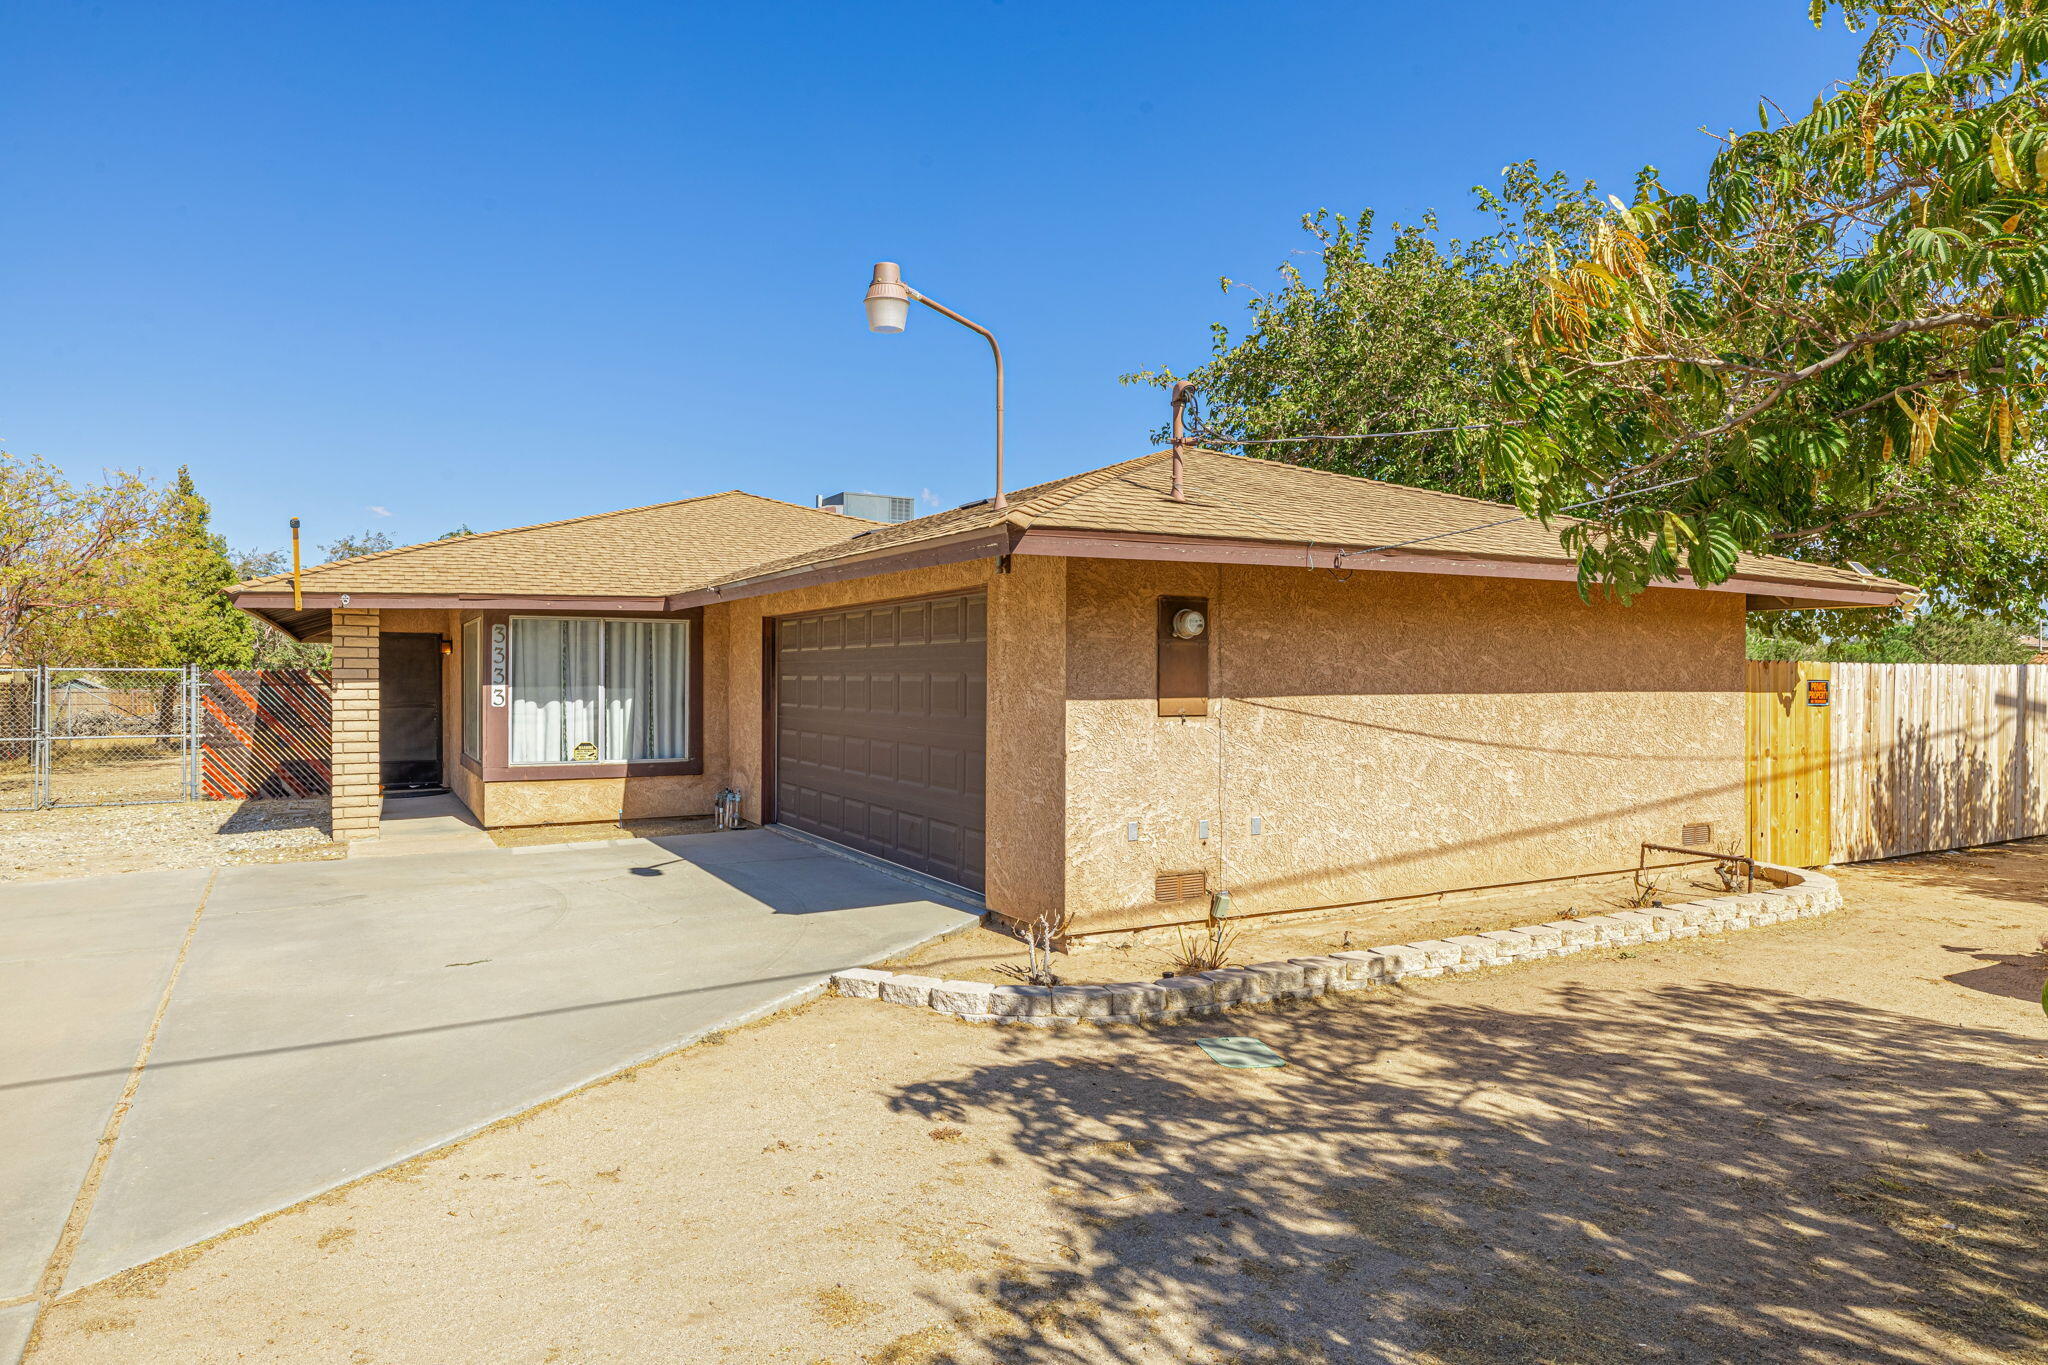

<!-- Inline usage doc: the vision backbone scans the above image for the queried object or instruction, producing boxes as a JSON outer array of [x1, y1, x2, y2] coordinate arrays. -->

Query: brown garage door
[[773, 593, 986, 890]]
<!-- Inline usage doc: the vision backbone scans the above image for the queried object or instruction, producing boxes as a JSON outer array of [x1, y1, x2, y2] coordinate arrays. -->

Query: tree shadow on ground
[[1838, 835, 2048, 912], [1942, 945, 2048, 1005], [890, 982, 2048, 1364]]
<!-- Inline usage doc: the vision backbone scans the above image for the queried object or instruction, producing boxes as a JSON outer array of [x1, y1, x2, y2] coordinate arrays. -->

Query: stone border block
[[1049, 985, 1115, 1018], [931, 980, 996, 1016], [986, 985, 1052, 1018], [1293, 957, 1342, 992], [879, 974, 940, 1007], [831, 864, 1840, 1027], [833, 968, 890, 1000], [1328, 950, 1392, 986], [1153, 976, 1213, 1014], [1243, 962, 1307, 999]]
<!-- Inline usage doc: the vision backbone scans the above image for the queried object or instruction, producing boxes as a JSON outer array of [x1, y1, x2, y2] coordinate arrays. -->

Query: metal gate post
[[33, 665, 50, 810], [185, 665, 200, 800]]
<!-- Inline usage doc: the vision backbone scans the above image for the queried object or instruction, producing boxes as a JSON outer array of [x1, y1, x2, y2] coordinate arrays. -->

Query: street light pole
[[864, 262, 1007, 511]]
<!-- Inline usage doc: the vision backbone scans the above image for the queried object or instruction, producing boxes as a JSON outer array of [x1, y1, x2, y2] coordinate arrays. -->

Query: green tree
[[437, 524, 475, 539], [228, 548, 331, 669], [1123, 169, 1601, 500], [154, 467, 255, 668], [1749, 608, 2039, 661], [320, 530, 396, 562], [1484, 0, 2048, 605], [0, 452, 177, 666], [1132, 2, 2048, 637]]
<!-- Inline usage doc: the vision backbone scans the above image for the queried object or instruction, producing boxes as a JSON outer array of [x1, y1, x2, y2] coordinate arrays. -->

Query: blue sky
[[2, 1, 1865, 557]]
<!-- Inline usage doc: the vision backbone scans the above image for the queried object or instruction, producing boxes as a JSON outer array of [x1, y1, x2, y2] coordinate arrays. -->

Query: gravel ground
[[24, 841, 2048, 1364], [0, 799, 342, 882]]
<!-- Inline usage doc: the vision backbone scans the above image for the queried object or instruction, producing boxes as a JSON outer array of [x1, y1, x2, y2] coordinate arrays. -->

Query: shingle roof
[[234, 450, 1911, 607], [703, 447, 1912, 595], [231, 492, 877, 599]]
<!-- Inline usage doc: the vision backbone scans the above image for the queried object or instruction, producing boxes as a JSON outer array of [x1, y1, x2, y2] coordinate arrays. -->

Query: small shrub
[[1160, 923, 1241, 977], [994, 918, 1062, 986], [1617, 877, 1665, 909]]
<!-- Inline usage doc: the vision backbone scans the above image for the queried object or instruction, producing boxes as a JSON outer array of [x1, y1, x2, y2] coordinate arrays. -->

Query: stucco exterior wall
[[477, 773, 720, 827], [716, 556, 1068, 917], [982, 555, 1067, 926], [1059, 558, 1746, 934]]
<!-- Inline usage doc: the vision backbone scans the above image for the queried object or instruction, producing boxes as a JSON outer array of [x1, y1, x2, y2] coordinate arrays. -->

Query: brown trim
[[235, 592, 674, 611], [1157, 595, 1210, 717], [475, 606, 706, 782], [480, 758, 703, 781], [666, 527, 1016, 609], [759, 615, 779, 824], [763, 582, 994, 621], [1008, 528, 1908, 608]]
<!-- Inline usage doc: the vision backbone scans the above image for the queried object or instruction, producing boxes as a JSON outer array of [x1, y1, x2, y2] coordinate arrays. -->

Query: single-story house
[[231, 448, 1909, 936]]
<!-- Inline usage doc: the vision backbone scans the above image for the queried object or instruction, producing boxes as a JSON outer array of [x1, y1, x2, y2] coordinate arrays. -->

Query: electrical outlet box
[[1125, 821, 1141, 842], [1197, 819, 1211, 840], [1250, 816, 1263, 836]]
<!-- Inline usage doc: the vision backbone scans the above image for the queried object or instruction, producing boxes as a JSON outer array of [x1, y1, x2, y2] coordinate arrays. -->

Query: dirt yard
[[886, 866, 1741, 986], [25, 843, 2048, 1364], [0, 799, 341, 882]]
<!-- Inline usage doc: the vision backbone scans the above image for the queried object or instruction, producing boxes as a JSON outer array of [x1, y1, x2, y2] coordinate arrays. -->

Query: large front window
[[508, 616, 691, 765]]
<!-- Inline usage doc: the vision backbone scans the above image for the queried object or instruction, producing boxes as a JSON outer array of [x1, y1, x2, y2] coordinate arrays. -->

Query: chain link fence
[[0, 666, 201, 810]]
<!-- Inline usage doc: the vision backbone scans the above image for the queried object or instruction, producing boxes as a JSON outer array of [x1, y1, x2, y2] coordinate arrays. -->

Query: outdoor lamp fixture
[[864, 262, 1007, 510]]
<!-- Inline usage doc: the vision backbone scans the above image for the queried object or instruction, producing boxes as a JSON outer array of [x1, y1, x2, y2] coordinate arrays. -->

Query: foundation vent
[[1154, 869, 1209, 903], [1681, 822, 1714, 848]]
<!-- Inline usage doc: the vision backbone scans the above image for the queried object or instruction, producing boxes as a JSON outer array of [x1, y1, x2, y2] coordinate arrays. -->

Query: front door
[[379, 633, 444, 791]]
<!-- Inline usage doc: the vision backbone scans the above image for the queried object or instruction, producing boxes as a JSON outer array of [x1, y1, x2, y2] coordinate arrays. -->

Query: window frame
[[461, 607, 703, 781], [460, 616, 482, 760]]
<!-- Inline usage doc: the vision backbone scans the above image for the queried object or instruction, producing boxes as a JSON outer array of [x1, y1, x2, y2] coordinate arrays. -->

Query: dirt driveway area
[[0, 799, 339, 882], [23, 842, 2048, 1365]]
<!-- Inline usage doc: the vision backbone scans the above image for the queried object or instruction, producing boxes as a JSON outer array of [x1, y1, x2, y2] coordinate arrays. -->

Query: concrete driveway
[[0, 827, 977, 1325]]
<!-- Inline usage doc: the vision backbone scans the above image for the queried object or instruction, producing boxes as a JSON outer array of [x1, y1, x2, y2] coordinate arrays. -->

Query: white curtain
[[645, 621, 688, 760], [511, 617, 688, 764]]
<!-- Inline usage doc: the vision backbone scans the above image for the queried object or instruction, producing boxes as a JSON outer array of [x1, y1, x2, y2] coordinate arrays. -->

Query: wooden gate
[[1745, 660, 1832, 867]]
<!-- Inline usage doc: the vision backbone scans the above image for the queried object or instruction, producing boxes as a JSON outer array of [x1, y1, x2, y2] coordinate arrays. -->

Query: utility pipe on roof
[[1169, 381, 1195, 503]]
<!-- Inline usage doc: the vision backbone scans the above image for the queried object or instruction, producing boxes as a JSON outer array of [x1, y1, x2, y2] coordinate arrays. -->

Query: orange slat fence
[[199, 669, 331, 799]]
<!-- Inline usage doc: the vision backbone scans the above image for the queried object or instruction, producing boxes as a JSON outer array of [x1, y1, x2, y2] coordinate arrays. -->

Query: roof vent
[[816, 491, 917, 523]]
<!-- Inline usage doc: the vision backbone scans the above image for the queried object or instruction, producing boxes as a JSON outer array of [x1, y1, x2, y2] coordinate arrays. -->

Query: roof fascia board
[[232, 592, 675, 612], [1010, 528, 1906, 608], [665, 527, 1016, 609]]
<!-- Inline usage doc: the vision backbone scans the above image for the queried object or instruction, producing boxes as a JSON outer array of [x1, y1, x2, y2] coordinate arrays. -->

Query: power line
[[1330, 473, 1705, 568], [1194, 421, 1511, 445], [1165, 387, 1702, 574]]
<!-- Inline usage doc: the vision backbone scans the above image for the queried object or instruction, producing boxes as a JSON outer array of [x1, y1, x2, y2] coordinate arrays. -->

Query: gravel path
[[0, 799, 341, 882]]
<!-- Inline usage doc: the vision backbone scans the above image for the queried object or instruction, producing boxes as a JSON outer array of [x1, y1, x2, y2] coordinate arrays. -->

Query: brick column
[[329, 608, 382, 842]]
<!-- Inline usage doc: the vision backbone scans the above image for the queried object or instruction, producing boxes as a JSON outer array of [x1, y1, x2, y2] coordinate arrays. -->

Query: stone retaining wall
[[832, 864, 1840, 1026]]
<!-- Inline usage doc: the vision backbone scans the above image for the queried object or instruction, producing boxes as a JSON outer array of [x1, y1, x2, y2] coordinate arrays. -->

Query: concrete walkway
[[346, 791, 498, 859], [0, 827, 977, 1337]]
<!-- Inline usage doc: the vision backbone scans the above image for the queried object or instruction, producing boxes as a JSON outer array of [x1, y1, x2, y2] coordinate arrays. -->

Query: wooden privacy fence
[[1746, 660, 2048, 865], [199, 669, 332, 799]]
